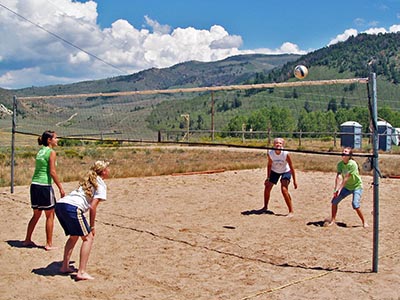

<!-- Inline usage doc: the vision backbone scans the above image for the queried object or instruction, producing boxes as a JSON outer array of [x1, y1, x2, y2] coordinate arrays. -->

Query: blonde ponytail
[[79, 170, 99, 199]]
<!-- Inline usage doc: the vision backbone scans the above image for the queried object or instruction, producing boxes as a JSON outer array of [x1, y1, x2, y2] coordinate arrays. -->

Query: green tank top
[[31, 146, 53, 185]]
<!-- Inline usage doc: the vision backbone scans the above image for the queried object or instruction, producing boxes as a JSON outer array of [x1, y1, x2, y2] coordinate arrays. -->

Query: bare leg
[[355, 208, 369, 228], [76, 233, 95, 280], [23, 209, 42, 246], [281, 179, 294, 216], [60, 236, 79, 273], [327, 203, 338, 226], [44, 209, 56, 250], [262, 181, 274, 211]]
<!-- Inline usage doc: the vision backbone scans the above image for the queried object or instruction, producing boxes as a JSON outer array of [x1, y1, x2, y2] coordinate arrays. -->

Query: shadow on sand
[[241, 209, 287, 217], [6, 240, 45, 250]]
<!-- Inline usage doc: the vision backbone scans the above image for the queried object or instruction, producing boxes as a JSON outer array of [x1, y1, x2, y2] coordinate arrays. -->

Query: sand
[[1, 168, 399, 300]]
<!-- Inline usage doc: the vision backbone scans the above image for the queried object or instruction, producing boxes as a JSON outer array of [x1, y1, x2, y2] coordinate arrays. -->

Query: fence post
[[334, 130, 337, 148], [299, 130, 302, 147], [242, 123, 246, 143]]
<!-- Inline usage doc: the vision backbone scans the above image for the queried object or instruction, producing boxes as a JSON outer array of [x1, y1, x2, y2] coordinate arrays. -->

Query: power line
[[0, 2, 128, 75]]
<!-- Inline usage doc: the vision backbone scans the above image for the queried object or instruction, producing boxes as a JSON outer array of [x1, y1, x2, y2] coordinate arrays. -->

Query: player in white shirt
[[56, 161, 110, 281], [261, 138, 297, 217]]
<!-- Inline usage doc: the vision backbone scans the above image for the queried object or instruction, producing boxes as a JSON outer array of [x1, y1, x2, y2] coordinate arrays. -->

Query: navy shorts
[[55, 203, 91, 236], [267, 170, 292, 185], [30, 184, 56, 210]]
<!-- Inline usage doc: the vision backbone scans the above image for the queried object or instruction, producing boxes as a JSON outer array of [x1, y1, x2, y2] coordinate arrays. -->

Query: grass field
[[1, 130, 400, 188]]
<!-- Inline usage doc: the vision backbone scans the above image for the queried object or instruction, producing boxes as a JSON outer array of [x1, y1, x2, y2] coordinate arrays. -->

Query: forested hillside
[[266, 33, 400, 83], [147, 33, 400, 137]]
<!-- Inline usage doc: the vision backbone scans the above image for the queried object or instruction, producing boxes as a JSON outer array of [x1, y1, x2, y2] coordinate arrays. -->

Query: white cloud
[[0, 67, 76, 88], [389, 24, 400, 33], [328, 24, 400, 47], [364, 27, 387, 35], [328, 29, 358, 46], [211, 35, 243, 49], [69, 51, 90, 64], [354, 18, 365, 27], [0, 0, 309, 89], [144, 15, 171, 34]]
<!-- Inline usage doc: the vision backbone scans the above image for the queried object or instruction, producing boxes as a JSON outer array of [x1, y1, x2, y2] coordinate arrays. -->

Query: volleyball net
[[12, 77, 384, 152]]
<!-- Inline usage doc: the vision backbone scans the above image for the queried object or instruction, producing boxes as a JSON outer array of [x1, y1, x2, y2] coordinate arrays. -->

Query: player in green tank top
[[23, 130, 65, 251], [32, 146, 54, 185]]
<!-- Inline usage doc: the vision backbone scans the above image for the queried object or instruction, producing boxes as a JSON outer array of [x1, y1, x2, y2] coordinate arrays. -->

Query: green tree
[[327, 99, 338, 113]]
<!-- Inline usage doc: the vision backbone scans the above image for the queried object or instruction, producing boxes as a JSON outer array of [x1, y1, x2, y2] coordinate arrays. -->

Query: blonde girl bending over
[[55, 161, 110, 281]]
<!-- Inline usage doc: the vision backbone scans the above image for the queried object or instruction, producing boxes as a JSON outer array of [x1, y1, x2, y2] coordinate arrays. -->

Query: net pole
[[370, 73, 379, 273], [10, 96, 17, 193]]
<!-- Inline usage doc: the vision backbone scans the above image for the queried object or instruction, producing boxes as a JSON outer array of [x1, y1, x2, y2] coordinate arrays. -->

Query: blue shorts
[[55, 203, 91, 236], [331, 188, 363, 209], [30, 184, 56, 210], [267, 170, 292, 185]]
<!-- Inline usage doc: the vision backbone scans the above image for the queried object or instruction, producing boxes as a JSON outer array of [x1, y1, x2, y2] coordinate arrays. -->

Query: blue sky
[[1, 0, 400, 89], [95, 0, 400, 50]]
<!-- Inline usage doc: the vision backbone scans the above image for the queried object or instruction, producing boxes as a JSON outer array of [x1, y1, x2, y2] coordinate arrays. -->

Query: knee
[[82, 232, 94, 242], [281, 185, 289, 194]]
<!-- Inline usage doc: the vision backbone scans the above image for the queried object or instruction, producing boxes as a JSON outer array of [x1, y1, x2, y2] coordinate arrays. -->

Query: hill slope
[[11, 54, 300, 97]]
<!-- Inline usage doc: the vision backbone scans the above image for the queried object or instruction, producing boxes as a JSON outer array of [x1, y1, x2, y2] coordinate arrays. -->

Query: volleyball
[[294, 65, 308, 79]]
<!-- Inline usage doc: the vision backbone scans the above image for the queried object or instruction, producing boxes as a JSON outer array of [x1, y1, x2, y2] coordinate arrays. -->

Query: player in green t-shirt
[[325, 147, 368, 228]]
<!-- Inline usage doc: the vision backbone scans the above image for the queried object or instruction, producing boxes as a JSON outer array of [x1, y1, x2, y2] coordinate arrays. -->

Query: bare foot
[[45, 245, 58, 251], [75, 272, 94, 281], [60, 266, 77, 274], [22, 241, 37, 247], [323, 220, 336, 227], [258, 208, 274, 215]]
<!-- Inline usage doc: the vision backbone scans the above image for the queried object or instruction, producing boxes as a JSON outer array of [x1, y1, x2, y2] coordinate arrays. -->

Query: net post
[[369, 72, 379, 273], [211, 91, 215, 141], [10, 95, 17, 194]]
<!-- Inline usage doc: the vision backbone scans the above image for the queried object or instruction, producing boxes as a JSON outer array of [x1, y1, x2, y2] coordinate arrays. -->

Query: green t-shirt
[[337, 159, 362, 190], [31, 146, 53, 185]]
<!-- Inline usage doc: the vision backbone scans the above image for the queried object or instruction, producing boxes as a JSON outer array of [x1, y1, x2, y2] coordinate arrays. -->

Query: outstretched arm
[[333, 173, 350, 197], [286, 154, 297, 189]]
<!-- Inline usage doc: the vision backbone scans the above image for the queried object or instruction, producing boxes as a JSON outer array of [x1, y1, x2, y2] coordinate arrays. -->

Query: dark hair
[[38, 130, 55, 146], [342, 147, 353, 159]]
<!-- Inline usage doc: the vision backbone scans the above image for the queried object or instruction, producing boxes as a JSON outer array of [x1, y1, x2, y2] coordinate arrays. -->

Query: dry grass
[[2, 142, 400, 188]]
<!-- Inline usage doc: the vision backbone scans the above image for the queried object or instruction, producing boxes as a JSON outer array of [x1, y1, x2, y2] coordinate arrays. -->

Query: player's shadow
[[31, 261, 77, 278], [241, 209, 274, 215], [241, 209, 287, 217], [306, 220, 348, 228], [6, 240, 45, 250]]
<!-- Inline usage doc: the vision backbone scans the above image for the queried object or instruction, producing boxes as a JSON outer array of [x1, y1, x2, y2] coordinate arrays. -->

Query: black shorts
[[30, 184, 56, 210], [267, 170, 292, 185]]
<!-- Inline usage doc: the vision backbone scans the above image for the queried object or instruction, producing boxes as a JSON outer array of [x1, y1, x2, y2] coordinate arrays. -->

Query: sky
[[1, 0, 400, 89]]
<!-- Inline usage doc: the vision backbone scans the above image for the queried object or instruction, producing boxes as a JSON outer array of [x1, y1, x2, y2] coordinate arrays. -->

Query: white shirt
[[268, 150, 290, 174], [58, 176, 107, 212]]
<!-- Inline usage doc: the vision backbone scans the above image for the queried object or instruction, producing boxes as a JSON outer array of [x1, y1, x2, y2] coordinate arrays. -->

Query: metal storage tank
[[340, 121, 362, 149]]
